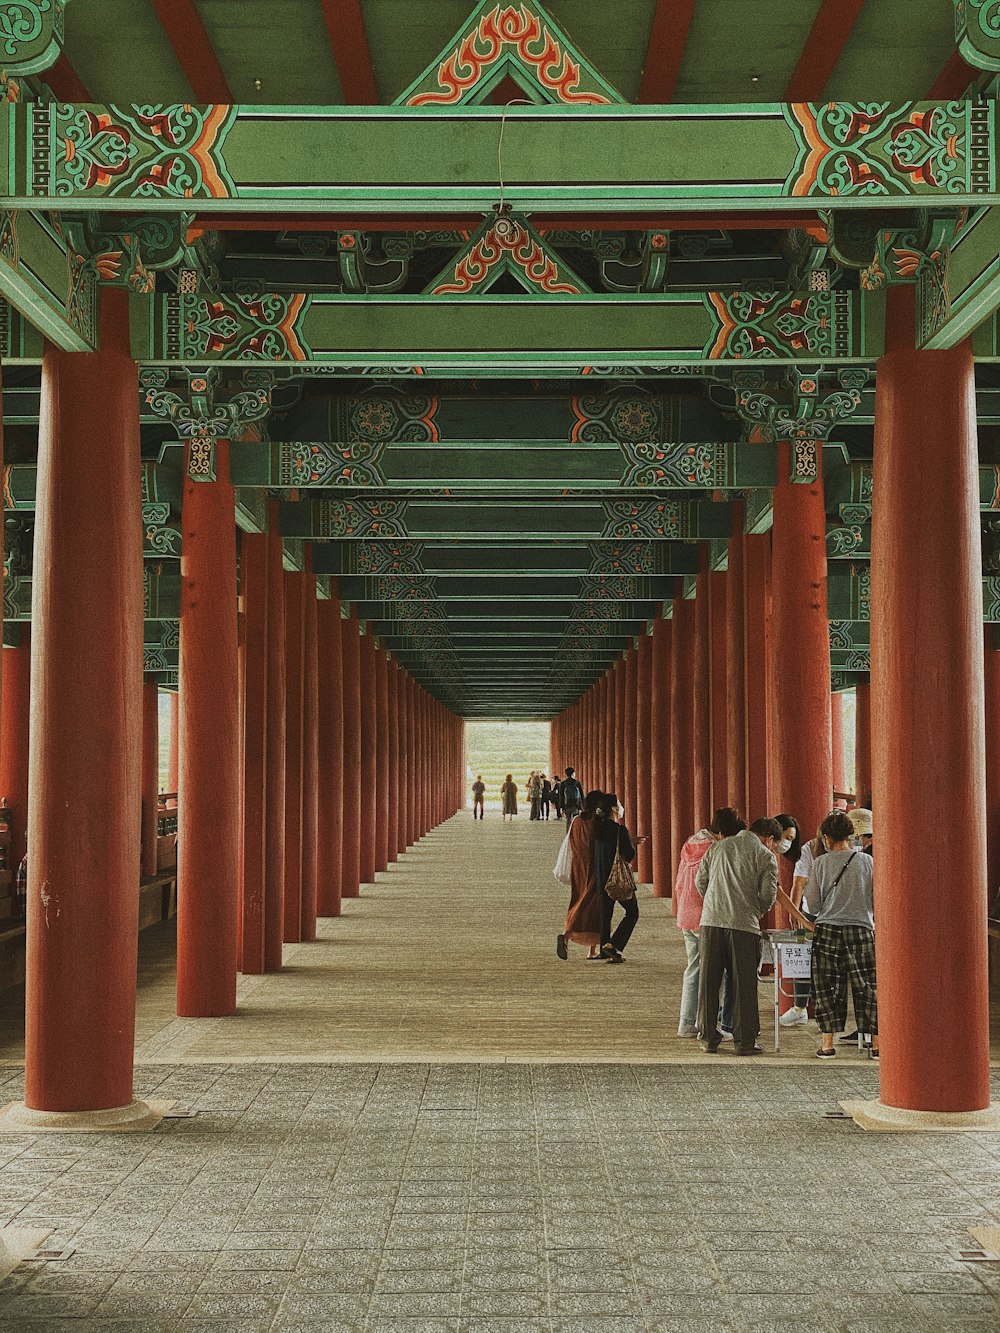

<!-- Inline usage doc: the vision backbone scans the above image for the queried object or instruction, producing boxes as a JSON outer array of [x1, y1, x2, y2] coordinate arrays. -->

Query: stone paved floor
[[2, 815, 1000, 1330]]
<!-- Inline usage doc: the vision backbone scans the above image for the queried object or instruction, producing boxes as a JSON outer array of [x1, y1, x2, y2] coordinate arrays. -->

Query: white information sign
[[779, 942, 812, 979]]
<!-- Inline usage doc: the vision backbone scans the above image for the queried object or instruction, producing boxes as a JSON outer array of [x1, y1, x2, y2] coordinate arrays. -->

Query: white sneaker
[[779, 1006, 808, 1027], [719, 1028, 734, 1042], [677, 1023, 698, 1038]]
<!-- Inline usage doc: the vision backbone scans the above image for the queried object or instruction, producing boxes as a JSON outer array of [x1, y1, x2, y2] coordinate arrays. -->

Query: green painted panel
[[197, 0, 343, 104], [922, 207, 1000, 349], [826, 0, 958, 102], [676, 0, 821, 103], [360, 0, 461, 103], [66, 0, 194, 102]]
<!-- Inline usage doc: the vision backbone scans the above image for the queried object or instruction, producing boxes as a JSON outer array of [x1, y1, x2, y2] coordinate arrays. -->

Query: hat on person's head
[[833, 798, 848, 812], [848, 807, 873, 837]]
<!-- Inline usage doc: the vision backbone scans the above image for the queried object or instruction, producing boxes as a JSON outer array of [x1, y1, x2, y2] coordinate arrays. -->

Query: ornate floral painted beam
[[232, 437, 776, 491], [920, 206, 1000, 349], [955, 0, 1000, 71], [3, 101, 996, 213], [132, 287, 880, 370], [0, 1, 70, 76]]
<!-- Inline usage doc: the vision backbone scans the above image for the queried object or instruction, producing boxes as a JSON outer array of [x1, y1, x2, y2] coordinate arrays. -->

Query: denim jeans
[[681, 928, 733, 1031]]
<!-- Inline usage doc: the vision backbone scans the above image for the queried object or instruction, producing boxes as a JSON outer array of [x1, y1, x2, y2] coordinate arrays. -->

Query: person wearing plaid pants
[[802, 810, 878, 1060]]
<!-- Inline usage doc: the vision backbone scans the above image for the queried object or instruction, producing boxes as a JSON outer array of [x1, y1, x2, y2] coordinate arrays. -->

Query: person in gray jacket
[[695, 817, 781, 1055]]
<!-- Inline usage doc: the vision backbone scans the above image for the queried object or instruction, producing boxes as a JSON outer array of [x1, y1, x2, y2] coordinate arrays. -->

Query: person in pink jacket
[[674, 808, 742, 1037]]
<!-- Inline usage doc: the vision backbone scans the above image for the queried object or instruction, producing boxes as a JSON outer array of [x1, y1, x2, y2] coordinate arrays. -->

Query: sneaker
[[735, 1045, 764, 1056], [677, 1024, 699, 1038], [839, 1030, 861, 1043], [719, 1028, 734, 1042], [779, 1006, 808, 1027], [868, 1047, 880, 1060], [700, 1041, 720, 1054], [816, 1047, 836, 1059]]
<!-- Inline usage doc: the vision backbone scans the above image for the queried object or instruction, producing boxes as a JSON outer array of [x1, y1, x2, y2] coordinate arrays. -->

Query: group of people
[[545, 764, 877, 1060], [474, 767, 585, 823], [675, 804, 877, 1059], [556, 786, 643, 964]]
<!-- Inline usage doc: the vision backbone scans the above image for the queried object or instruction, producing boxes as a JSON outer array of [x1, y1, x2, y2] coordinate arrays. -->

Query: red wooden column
[[770, 439, 833, 852], [238, 532, 268, 973], [140, 680, 159, 880], [692, 548, 712, 830], [602, 670, 614, 789], [263, 510, 286, 969], [0, 627, 30, 872], [709, 569, 729, 810], [374, 645, 390, 872], [614, 656, 627, 798], [315, 591, 343, 917], [177, 438, 240, 1018], [396, 666, 410, 853], [636, 632, 653, 884], [743, 533, 772, 819], [726, 506, 747, 811], [831, 692, 846, 795], [340, 615, 362, 897], [855, 678, 872, 804], [650, 616, 672, 897], [985, 630, 1000, 910], [167, 692, 179, 802], [300, 565, 319, 941], [359, 631, 377, 880], [624, 646, 638, 823], [669, 597, 695, 878], [25, 289, 143, 1112], [387, 660, 400, 861], [872, 287, 990, 1113], [282, 572, 305, 942]]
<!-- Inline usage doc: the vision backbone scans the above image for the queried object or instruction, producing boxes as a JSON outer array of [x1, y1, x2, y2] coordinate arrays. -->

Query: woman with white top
[[803, 810, 878, 1060]]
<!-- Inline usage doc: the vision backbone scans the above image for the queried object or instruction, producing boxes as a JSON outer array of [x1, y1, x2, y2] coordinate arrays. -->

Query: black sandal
[[556, 934, 568, 960]]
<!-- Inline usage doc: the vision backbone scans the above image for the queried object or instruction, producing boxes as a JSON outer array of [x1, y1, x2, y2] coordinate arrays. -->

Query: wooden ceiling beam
[[639, 0, 696, 103], [784, 0, 865, 101], [150, 0, 233, 103], [320, 0, 378, 105]]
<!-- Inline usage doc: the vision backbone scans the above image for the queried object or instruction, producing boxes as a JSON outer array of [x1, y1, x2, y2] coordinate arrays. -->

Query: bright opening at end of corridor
[[464, 720, 552, 810]]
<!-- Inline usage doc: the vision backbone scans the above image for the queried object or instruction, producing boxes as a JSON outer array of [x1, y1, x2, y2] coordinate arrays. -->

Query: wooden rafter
[[927, 49, 976, 99], [320, 0, 378, 105], [150, 0, 233, 103], [784, 0, 865, 101], [41, 52, 89, 102], [639, 0, 696, 104]]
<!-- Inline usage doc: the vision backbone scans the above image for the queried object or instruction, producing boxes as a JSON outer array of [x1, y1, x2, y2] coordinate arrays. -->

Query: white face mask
[[776, 837, 793, 854]]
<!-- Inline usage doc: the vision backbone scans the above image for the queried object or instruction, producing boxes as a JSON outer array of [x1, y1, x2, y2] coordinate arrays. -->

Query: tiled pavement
[[2, 816, 1000, 1330], [1, 1061, 1000, 1332]]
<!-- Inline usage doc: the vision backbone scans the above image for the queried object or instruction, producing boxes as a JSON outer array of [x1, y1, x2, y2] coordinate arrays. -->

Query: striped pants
[[810, 923, 878, 1036]]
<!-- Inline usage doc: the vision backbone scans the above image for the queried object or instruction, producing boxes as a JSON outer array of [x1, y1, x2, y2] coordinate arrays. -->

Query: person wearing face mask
[[673, 808, 742, 1039], [770, 813, 815, 1028], [802, 810, 878, 1059], [695, 816, 780, 1056]]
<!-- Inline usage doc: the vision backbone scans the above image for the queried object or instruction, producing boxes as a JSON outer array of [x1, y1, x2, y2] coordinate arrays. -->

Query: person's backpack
[[562, 778, 583, 808]]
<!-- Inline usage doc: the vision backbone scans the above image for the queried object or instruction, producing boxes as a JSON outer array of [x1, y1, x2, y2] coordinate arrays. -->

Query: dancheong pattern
[[0, 1, 66, 75], [333, 391, 439, 445], [569, 394, 681, 444], [785, 101, 995, 198], [316, 500, 408, 541], [588, 541, 655, 577], [34, 102, 236, 200], [619, 442, 727, 489], [274, 441, 386, 488], [402, 2, 618, 106], [164, 292, 310, 361], [601, 500, 681, 540], [343, 542, 425, 577], [430, 218, 583, 295], [704, 290, 853, 360]]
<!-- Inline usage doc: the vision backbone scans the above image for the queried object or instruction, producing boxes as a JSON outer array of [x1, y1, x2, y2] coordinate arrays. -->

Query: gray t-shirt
[[803, 849, 874, 928]]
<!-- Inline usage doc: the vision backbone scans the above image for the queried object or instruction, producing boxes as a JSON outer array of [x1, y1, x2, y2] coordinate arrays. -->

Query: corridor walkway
[[2, 817, 1000, 1330]]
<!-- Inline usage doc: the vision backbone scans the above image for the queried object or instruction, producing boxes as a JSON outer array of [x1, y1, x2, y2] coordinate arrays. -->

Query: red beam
[[639, 0, 696, 103], [927, 48, 976, 98], [150, 0, 232, 103], [785, 0, 865, 102], [193, 212, 824, 234], [321, 0, 378, 105], [41, 52, 89, 102]]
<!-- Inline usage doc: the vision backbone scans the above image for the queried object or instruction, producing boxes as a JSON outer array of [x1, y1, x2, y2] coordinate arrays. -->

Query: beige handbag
[[604, 832, 636, 902]]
